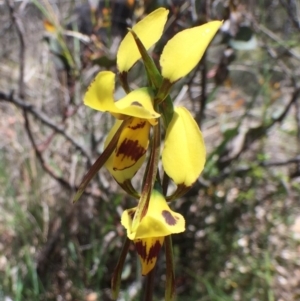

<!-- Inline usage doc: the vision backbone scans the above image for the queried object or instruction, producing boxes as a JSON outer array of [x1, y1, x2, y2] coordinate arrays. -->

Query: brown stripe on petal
[[147, 239, 163, 263], [135, 239, 147, 260], [128, 120, 146, 130], [131, 101, 142, 107], [162, 210, 177, 226], [115, 138, 146, 164], [135, 239, 163, 264]]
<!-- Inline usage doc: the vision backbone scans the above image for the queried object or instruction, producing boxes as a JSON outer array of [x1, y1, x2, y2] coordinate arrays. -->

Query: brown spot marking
[[162, 210, 177, 226], [115, 138, 146, 163], [131, 101, 142, 107], [128, 120, 146, 130], [134, 239, 162, 264]]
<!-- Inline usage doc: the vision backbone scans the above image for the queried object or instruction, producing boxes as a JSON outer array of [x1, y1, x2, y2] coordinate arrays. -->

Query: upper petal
[[162, 107, 206, 186], [84, 70, 160, 120], [160, 21, 222, 82], [117, 8, 169, 72], [84, 71, 116, 111]]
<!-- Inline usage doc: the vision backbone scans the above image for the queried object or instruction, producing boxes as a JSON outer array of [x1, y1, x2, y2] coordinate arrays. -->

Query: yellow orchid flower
[[121, 189, 185, 275], [84, 71, 160, 185], [81, 8, 221, 192]]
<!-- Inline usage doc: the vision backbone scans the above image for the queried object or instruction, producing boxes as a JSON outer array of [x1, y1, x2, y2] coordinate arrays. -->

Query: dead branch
[[5, 0, 73, 191], [211, 155, 300, 184], [0, 90, 91, 162], [217, 86, 300, 170], [279, 0, 300, 31]]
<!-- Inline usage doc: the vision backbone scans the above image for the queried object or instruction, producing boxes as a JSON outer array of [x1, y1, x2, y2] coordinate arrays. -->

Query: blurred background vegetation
[[0, 0, 300, 300]]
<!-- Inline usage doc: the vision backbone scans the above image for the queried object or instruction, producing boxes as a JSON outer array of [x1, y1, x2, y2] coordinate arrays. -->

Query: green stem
[[142, 117, 161, 204], [111, 238, 131, 300], [132, 118, 161, 229], [165, 236, 175, 301], [143, 268, 155, 301], [166, 184, 190, 202], [129, 29, 163, 90], [155, 79, 173, 104]]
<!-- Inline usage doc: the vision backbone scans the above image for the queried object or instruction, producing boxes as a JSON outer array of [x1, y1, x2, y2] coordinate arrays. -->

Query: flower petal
[[117, 8, 169, 72], [112, 118, 151, 171], [121, 207, 136, 230], [84, 71, 116, 111], [104, 121, 146, 184], [121, 190, 185, 240], [162, 107, 206, 186], [134, 237, 164, 275], [115, 88, 160, 121], [160, 21, 222, 82], [85, 70, 160, 120]]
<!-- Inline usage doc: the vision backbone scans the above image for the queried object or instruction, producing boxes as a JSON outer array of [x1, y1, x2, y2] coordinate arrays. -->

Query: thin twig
[[216, 85, 300, 170], [279, 0, 300, 31], [0, 90, 91, 163], [295, 95, 300, 143], [252, 20, 300, 61], [197, 55, 207, 125], [270, 87, 300, 125], [211, 156, 300, 184], [261, 156, 300, 167]]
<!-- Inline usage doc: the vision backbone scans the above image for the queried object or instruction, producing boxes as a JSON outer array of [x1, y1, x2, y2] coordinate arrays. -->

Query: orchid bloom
[[76, 6, 222, 295], [80, 8, 221, 195], [84, 71, 159, 186], [81, 9, 168, 191], [121, 189, 185, 275]]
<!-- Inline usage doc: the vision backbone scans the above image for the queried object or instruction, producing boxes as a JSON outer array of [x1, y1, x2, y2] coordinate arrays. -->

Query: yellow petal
[[121, 190, 185, 240], [115, 88, 160, 120], [112, 118, 150, 171], [134, 237, 164, 275], [84, 71, 116, 111], [160, 21, 222, 82], [104, 121, 146, 183], [117, 8, 169, 72], [84, 70, 160, 120], [121, 207, 136, 231], [162, 107, 206, 186]]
